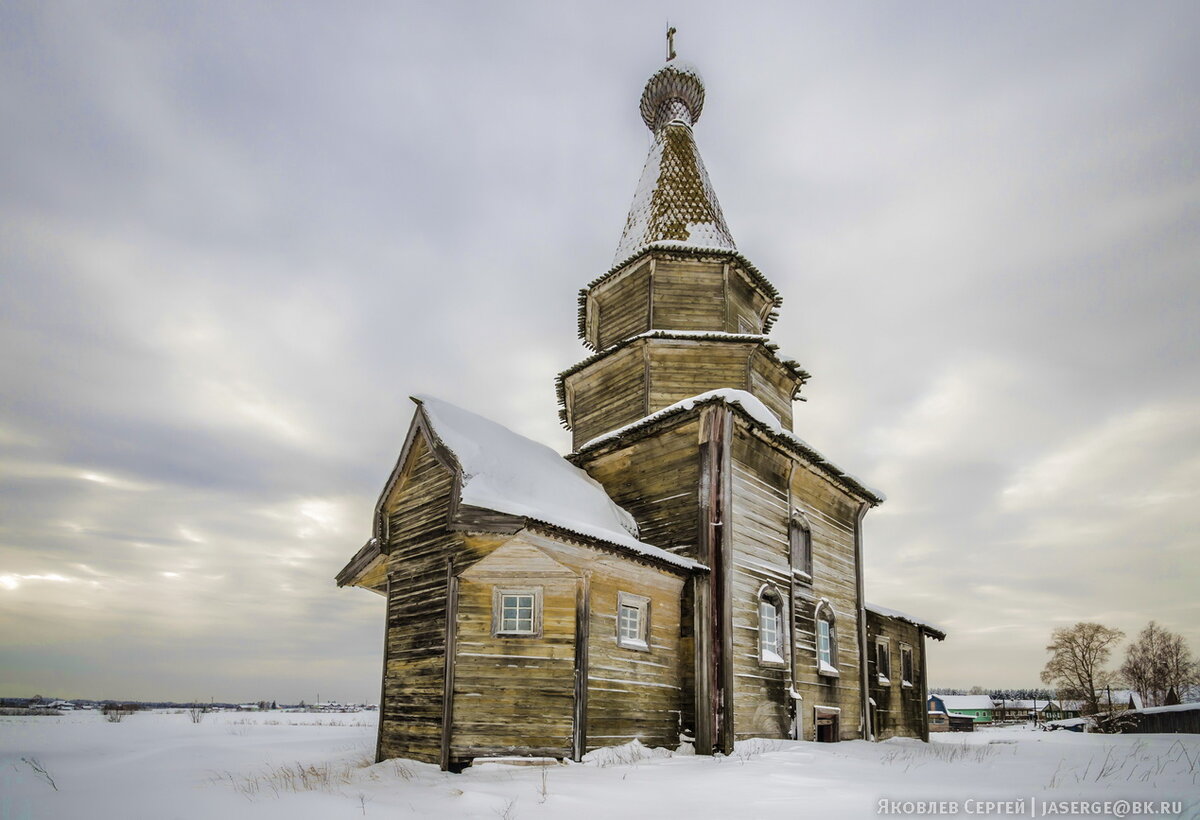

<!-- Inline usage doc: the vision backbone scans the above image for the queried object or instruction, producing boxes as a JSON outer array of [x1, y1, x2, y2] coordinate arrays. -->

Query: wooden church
[[337, 52, 945, 771]]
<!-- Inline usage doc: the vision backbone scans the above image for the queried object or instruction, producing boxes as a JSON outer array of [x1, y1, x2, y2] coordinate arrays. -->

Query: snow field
[[2, 712, 1198, 819]]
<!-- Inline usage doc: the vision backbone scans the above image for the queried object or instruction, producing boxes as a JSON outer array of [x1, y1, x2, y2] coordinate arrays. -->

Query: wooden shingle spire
[[613, 55, 736, 264]]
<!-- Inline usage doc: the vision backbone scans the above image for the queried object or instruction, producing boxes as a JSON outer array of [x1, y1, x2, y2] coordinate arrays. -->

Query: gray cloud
[[1, 1, 1197, 699]]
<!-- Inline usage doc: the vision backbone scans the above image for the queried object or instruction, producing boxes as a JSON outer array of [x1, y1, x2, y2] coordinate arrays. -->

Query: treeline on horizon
[[0, 697, 308, 709], [931, 688, 1059, 699]]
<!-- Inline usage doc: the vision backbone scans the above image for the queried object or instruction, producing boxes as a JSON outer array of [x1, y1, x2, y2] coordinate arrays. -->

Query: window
[[758, 586, 785, 665], [789, 510, 813, 581], [900, 643, 914, 688], [816, 601, 838, 677], [616, 591, 650, 651], [493, 588, 541, 636], [875, 638, 891, 685]]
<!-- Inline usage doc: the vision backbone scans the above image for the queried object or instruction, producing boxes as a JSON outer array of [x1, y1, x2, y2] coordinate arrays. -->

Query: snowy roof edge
[[866, 602, 947, 640], [410, 395, 703, 573], [573, 389, 886, 505]]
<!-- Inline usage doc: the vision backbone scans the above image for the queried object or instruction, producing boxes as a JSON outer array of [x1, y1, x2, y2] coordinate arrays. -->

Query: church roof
[[413, 395, 702, 572], [865, 602, 947, 640], [613, 62, 737, 263], [572, 389, 886, 505]]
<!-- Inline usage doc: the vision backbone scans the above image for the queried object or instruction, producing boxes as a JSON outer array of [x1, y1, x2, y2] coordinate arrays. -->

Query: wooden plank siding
[[865, 612, 928, 741], [378, 431, 471, 764], [451, 539, 579, 762], [650, 259, 726, 332], [728, 430, 793, 740], [748, 348, 795, 429], [725, 264, 773, 334], [564, 336, 799, 450], [564, 344, 647, 448], [572, 416, 702, 560], [645, 340, 754, 411], [592, 260, 652, 350], [443, 533, 687, 765], [786, 438, 866, 741], [579, 557, 685, 752]]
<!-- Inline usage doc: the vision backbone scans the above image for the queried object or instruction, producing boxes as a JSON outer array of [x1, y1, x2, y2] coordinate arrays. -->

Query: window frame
[[900, 643, 914, 688], [492, 587, 543, 637], [815, 600, 838, 678], [875, 637, 891, 685], [789, 510, 813, 583], [758, 587, 787, 667], [616, 591, 651, 651]]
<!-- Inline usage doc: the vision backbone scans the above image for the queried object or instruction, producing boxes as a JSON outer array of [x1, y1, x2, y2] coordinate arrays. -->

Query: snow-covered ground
[[2, 711, 1198, 819]]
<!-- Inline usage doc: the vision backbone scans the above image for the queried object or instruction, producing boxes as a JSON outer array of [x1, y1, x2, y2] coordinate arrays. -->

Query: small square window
[[493, 588, 541, 636], [616, 592, 650, 651]]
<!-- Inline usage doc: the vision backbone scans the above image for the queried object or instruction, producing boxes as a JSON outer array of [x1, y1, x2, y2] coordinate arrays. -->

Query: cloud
[[1, 1, 1198, 698]]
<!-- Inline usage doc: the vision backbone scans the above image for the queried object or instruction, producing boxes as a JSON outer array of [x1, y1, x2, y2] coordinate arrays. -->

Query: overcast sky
[[2, 2, 1197, 702]]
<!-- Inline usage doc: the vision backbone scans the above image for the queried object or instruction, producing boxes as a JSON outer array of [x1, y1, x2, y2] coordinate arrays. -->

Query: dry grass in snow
[[2, 711, 1199, 819]]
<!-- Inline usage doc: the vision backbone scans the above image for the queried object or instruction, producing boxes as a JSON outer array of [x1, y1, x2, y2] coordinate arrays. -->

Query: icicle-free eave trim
[[576, 244, 784, 348]]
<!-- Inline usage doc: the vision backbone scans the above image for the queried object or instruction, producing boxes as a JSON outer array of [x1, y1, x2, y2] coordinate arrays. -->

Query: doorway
[[814, 707, 840, 742]]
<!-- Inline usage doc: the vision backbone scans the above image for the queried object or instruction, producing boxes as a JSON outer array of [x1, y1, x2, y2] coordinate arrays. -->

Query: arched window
[[789, 510, 812, 581], [758, 586, 786, 665], [815, 599, 838, 677]]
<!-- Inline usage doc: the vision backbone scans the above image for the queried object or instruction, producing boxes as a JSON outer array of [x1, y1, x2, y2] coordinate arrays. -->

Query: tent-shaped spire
[[613, 61, 736, 264]]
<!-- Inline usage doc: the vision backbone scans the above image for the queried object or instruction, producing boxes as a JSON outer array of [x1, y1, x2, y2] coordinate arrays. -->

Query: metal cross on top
[[666, 26, 677, 61]]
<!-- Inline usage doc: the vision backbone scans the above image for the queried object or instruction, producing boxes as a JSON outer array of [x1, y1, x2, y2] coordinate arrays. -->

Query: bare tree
[[1119, 621, 1198, 708], [1040, 622, 1124, 715]]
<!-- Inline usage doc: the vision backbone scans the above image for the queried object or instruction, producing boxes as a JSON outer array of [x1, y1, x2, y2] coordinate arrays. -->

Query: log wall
[[728, 429, 793, 740], [451, 539, 579, 761], [378, 431, 471, 764], [865, 612, 927, 740], [787, 443, 865, 741]]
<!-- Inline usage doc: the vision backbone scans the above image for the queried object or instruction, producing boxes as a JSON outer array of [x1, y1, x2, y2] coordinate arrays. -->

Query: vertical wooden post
[[854, 502, 872, 741], [716, 408, 734, 754], [440, 561, 459, 771], [919, 631, 931, 742], [375, 575, 391, 763], [572, 573, 591, 761], [691, 572, 712, 752], [697, 404, 734, 754]]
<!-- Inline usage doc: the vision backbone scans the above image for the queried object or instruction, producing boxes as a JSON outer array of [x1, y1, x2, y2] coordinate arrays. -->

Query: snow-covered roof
[[414, 395, 701, 572], [932, 695, 996, 711], [576, 389, 885, 504], [996, 700, 1053, 711], [613, 63, 735, 264], [865, 602, 946, 640], [1135, 702, 1200, 715]]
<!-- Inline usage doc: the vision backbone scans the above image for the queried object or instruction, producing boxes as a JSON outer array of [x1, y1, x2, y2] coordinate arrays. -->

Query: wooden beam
[[854, 501, 872, 742], [919, 633, 930, 743], [717, 407, 735, 754], [439, 561, 459, 771], [375, 574, 391, 763], [572, 573, 591, 761], [691, 573, 712, 753]]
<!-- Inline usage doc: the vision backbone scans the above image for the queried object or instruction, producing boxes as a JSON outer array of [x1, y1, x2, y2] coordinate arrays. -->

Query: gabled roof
[[613, 62, 735, 264], [413, 395, 701, 572]]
